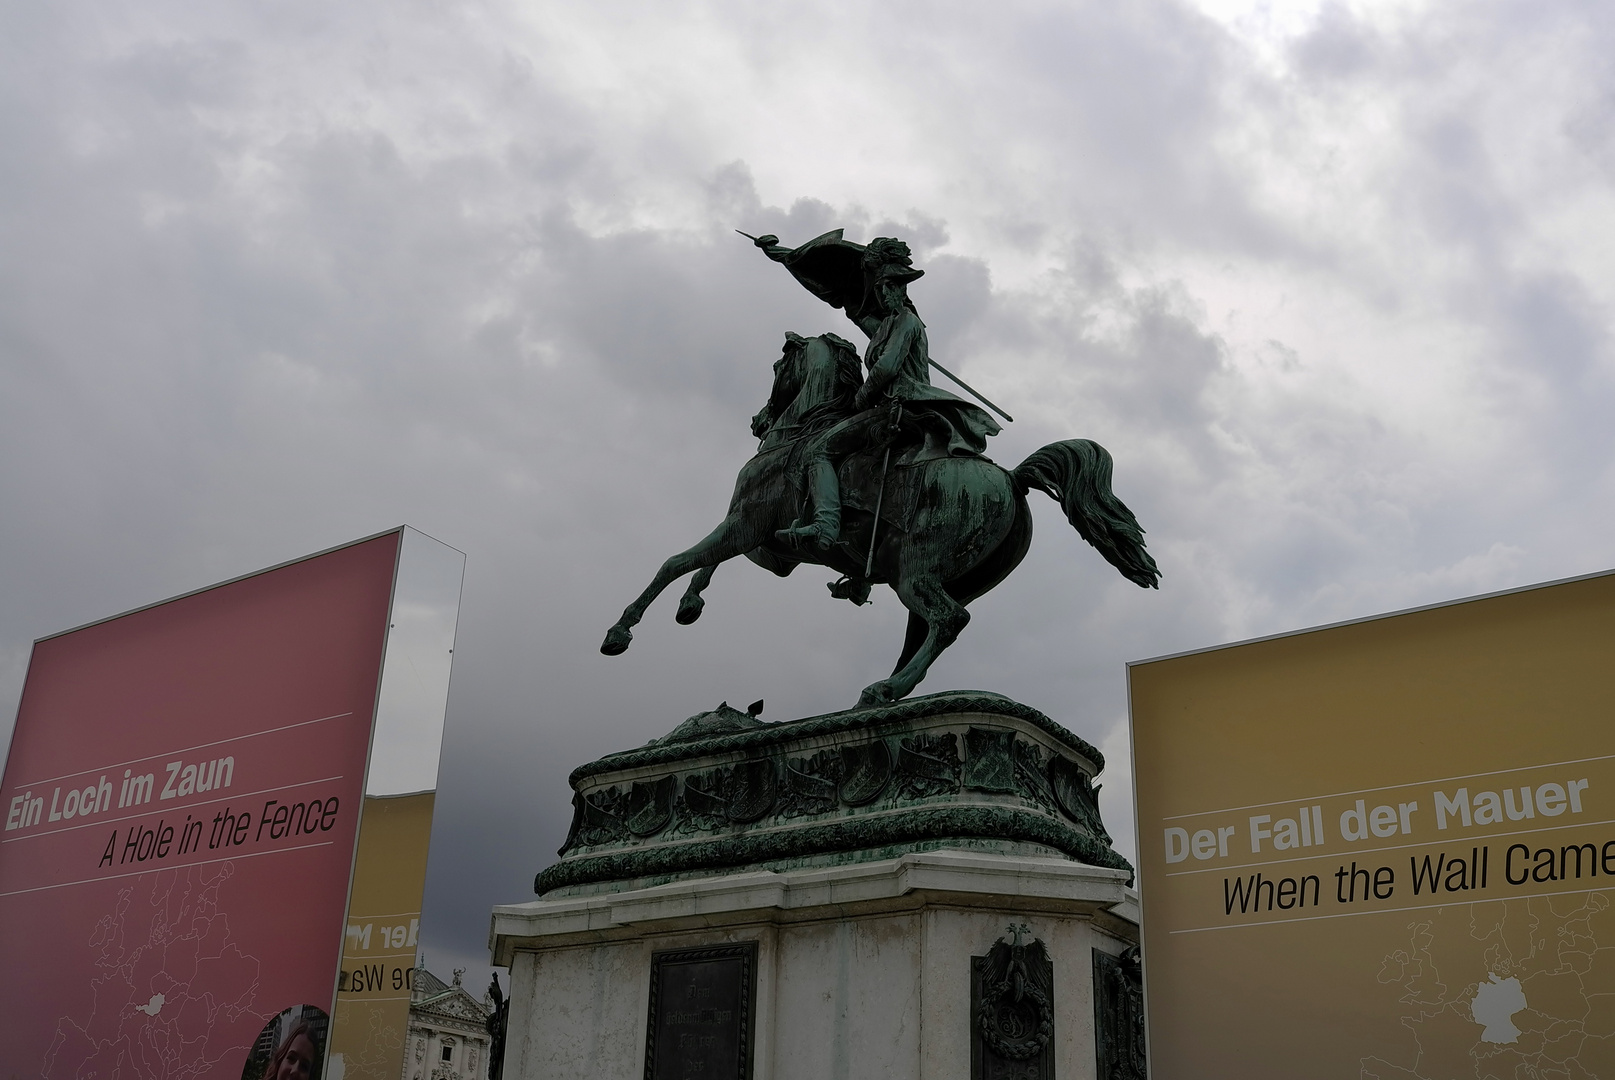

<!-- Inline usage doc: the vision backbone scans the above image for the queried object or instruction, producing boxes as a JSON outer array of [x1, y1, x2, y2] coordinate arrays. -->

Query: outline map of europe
[[1361, 894, 1615, 1078], [41, 863, 262, 1078]]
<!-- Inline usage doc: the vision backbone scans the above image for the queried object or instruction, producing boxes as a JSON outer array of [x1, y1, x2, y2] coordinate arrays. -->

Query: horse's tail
[[1012, 439, 1160, 589]]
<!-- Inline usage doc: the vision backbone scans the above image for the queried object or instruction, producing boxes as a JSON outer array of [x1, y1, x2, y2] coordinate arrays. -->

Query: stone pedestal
[[492, 852, 1137, 1080], [491, 693, 1142, 1080]]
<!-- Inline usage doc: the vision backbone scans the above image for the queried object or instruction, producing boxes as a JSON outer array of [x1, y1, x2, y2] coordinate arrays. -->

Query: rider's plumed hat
[[862, 237, 925, 286]]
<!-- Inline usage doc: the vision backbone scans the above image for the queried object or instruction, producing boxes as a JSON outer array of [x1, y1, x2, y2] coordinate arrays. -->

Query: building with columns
[[401, 961, 495, 1080]]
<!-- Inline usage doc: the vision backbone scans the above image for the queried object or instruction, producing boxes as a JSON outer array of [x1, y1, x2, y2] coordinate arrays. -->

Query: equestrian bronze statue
[[601, 230, 1160, 706]]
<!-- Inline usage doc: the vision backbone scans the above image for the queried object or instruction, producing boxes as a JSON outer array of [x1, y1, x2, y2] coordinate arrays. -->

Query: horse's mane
[[757, 333, 864, 451], [820, 332, 864, 402]]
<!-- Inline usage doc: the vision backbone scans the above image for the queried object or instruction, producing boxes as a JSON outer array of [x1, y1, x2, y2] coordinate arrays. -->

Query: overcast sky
[[4, 0, 1613, 984]]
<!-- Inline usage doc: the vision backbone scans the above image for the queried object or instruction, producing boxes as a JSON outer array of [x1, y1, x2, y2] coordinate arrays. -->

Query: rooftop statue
[[601, 230, 1159, 706]]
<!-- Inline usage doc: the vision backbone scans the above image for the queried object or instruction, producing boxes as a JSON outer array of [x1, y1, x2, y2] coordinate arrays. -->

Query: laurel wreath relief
[[976, 924, 1054, 1060]]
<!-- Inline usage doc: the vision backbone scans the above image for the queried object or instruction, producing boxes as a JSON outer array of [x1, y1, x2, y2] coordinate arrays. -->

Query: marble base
[[490, 849, 1139, 1080]]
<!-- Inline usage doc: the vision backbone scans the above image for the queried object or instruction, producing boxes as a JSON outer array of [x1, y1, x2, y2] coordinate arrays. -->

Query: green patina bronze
[[573, 691, 1103, 779], [600, 230, 1160, 707], [535, 691, 1131, 896]]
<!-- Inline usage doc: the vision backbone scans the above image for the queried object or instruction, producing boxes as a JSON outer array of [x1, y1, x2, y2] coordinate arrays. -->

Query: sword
[[865, 405, 902, 578], [926, 359, 1013, 424], [865, 445, 890, 580]]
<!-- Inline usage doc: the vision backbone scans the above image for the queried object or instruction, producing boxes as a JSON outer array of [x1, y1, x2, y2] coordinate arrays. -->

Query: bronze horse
[[600, 330, 1160, 706]]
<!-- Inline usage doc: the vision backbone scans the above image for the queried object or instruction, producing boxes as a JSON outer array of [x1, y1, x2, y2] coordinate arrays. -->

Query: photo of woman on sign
[[241, 1004, 328, 1080]]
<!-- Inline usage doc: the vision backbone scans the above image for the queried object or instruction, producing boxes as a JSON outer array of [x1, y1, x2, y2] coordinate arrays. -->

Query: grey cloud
[[2, 0, 1613, 989], [1290, 4, 1381, 81]]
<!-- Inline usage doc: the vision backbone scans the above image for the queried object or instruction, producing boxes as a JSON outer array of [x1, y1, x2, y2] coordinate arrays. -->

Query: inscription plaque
[[644, 942, 757, 1080]]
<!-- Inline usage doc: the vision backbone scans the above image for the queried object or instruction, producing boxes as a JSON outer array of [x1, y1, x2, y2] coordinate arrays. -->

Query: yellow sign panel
[[329, 791, 436, 1080], [1129, 572, 1615, 1078]]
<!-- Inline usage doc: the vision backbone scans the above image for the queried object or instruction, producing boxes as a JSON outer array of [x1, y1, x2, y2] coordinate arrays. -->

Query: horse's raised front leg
[[601, 516, 752, 655], [676, 565, 717, 625], [857, 575, 970, 706]]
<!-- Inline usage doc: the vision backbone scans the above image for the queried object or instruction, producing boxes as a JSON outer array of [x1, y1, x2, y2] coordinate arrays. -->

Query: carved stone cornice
[[536, 691, 1128, 896]]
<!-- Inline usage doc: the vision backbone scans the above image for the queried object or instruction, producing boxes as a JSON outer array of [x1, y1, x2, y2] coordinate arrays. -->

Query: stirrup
[[828, 576, 872, 605]]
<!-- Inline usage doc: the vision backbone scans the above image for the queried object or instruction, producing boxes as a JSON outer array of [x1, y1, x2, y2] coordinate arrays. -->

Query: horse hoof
[[601, 625, 633, 655], [675, 597, 705, 625], [857, 682, 897, 708]]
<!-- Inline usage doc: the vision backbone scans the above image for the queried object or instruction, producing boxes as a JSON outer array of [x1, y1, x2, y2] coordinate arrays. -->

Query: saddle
[[838, 448, 924, 533]]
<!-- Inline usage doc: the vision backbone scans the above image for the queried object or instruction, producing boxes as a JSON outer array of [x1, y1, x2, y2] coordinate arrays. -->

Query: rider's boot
[[775, 458, 841, 551], [827, 576, 872, 605]]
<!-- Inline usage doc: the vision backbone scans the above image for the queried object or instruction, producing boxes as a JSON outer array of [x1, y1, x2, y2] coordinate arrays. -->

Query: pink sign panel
[[0, 531, 401, 1077]]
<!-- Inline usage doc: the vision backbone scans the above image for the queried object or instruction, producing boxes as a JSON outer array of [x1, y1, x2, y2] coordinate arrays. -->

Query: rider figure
[[770, 237, 1001, 552]]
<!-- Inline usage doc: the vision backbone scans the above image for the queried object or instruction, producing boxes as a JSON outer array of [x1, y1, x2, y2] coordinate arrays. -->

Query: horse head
[[754, 333, 863, 451]]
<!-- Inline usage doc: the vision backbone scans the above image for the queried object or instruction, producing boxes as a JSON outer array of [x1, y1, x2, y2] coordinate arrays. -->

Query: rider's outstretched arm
[[748, 234, 793, 263]]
